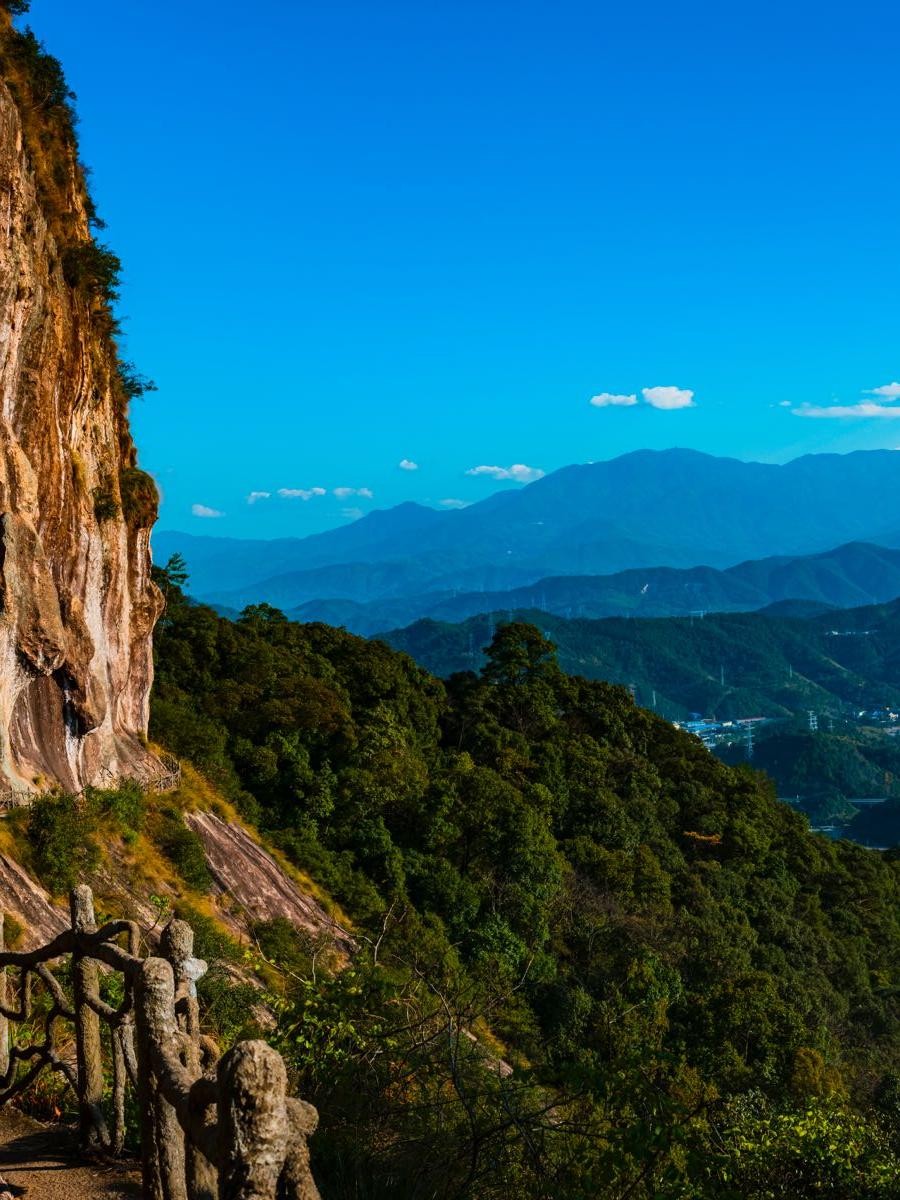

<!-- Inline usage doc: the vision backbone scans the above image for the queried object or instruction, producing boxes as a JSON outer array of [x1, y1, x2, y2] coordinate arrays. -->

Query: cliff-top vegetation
[[0, 7, 155, 450]]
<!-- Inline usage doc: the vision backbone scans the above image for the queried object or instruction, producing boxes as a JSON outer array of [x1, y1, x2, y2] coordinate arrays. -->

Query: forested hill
[[719, 727, 900, 826], [150, 561, 900, 1197], [383, 597, 900, 721]]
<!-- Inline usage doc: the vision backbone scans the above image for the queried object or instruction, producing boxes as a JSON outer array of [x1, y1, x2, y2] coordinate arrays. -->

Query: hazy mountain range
[[262, 541, 900, 634], [157, 448, 900, 628]]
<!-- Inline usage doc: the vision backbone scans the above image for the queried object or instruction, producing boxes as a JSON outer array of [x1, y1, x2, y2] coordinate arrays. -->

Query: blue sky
[[24, 0, 900, 538]]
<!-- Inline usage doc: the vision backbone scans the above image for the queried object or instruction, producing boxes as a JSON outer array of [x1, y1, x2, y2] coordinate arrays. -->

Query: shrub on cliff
[[2, 26, 73, 120], [25, 794, 99, 894], [120, 467, 159, 528], [152, 807, 213, 892], [62, 241, 122, 305], [0, 19, 98, 241], [99, 779, 146, 839], [21, 783, 151, 894], [92, 483, 119, 522], [116, 360, 157, 402]]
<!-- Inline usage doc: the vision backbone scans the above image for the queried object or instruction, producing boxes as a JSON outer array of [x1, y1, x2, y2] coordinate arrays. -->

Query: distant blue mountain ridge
[[155, 448, 900, 629]]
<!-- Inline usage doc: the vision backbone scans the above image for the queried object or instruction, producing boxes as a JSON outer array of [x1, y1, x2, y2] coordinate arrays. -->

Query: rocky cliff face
[[0, 16, 162, 792]]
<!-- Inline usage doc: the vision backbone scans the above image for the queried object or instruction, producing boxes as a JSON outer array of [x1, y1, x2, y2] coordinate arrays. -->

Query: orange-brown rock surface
[[0, 17, 162, 792]]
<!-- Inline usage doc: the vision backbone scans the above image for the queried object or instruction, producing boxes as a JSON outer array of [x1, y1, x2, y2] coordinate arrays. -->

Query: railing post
[[163, 919, 217, 1200], [112, 918, 142, 1155], [162, 917, 202, 1038], [70, 885, 108, 1151], [218, 1041, 289, 1200], [135, 957, 189, 1200], [0, 913, 8, 1082], [111, 1022, 127, 1155], [280, 1099, 322, 1200]]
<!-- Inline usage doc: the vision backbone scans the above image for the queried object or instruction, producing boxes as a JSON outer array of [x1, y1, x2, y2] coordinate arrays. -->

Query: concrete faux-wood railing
[[0, 886, 321, 1200]]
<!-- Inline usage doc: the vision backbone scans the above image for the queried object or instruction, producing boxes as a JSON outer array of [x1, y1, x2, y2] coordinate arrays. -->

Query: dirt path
[[0, 1109, 139, 1199]]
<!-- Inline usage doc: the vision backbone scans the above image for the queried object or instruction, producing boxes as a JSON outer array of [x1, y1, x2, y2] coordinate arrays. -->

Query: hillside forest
[[383, 600, 900, 722], [144, 557, 900, 1198]]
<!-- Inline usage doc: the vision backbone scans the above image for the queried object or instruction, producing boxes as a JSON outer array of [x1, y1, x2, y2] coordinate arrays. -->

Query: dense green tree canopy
[[150, 560, 900, 1197], [385, 599, 900, 721]]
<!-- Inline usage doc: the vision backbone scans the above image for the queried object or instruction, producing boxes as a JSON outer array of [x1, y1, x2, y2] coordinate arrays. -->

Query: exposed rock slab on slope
[[0, 853, 67, 947], [186, 811, 355, 953]]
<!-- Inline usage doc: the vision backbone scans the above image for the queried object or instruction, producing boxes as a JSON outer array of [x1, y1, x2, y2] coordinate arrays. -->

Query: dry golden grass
[[0, 817, 22, 860], [0, 749, 351, 976]]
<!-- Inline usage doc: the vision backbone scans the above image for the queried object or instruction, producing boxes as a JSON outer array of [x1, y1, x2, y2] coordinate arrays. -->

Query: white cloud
[[589, 386, 695, 411], [589, 392, 638, 408], [341, 507, 364, 520], [247, 491, 270, 504], [333, 486, 374, 499], [440, 498, 469, 509], [641, 385, 695, 410], [865, 382, 900, 399], [399, 458, 419, 471], [277, 486, 327, 500], [777, 400, 792, 408], [792, 402, 900, 420], [465, 463, 545, 483], [192, 503, 223, 519]]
